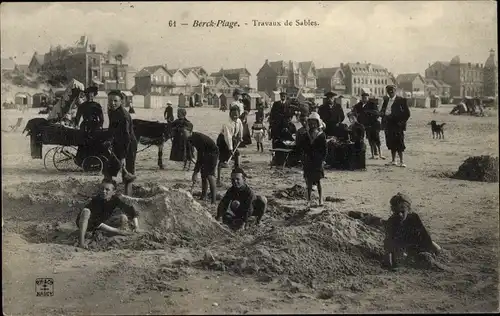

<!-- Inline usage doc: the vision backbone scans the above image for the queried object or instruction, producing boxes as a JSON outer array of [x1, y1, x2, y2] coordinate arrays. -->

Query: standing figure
[[164, 101, 175, 123], [352, 92, 385, 159], [347, 112, 366, 170], [216, 106, 243, 186], [298, 112, 327, 206], [74, 86, 104, 136], [183, 122, 219, 204], [105, 90, 137, 196], [170, 108, 193, 170], [380, 85, 411, 167], [269, 92, 292, 145], [251, 116, 267, 153], [318, 91, 345, 137]]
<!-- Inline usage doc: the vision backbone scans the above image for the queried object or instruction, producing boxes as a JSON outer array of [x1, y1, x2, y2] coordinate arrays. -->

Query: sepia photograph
[[1, 1, 498, 314]]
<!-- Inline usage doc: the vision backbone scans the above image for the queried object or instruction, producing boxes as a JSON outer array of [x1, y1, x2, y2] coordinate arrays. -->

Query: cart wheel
[[82, 156, 103, 174], [53, 146, 79, 172], [43, 147, 59, 170]]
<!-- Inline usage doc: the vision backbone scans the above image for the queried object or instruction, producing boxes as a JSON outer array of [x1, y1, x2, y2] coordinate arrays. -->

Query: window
[[105, 71, 110, 77]]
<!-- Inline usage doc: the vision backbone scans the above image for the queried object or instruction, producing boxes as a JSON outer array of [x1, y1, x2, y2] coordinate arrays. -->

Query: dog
[[429, 120, 446, 139]]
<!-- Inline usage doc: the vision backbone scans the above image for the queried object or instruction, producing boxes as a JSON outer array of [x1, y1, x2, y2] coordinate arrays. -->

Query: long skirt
[[241, 121, 252, 145], [385, 126, 406, 152], [170, 133, 193, 162]]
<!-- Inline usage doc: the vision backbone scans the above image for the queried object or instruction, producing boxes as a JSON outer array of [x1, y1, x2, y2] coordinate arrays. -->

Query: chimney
[[265, 59, 268, 64], [106, 50, 111, 63], [340, 63, 344, 68]]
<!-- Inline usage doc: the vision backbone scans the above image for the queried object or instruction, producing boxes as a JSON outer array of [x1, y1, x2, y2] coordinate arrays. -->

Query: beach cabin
[[32, 93, 49, 108], [15, 92, 32, 107], [247, 92, 262, 110], [430, 95, 441, 108]]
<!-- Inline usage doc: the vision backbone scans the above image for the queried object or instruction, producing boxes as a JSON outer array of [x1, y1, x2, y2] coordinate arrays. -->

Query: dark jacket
[[75, 101, 104, 131], [352, 101, 380, 129], [108, 106, 137, 160], [380, 96, 411, 131], [318, 102, 345, 136], [269, 100, 292, 139]]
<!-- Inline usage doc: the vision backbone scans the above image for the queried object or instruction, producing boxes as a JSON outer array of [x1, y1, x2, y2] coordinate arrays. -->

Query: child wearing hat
[[383, 192, 442, 270], [297, 112, 327, 206], [164, 101, 174, 123]]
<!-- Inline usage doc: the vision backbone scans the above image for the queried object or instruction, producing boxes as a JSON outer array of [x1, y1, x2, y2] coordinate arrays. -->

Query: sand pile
[[196, 211, 385, 284], [79, 188, 233, 251], [4, 179, 232, 251], [452, 155, 499, 183]]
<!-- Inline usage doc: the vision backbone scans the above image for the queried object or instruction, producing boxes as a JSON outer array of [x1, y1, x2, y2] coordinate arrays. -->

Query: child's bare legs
[[216, 165, 222, 187], [207, 175, 217, 204], [317, 181, 323, 206], [259, 142, 264, 153], [306, 178, 312, 206], [200, 176, 208, 201]]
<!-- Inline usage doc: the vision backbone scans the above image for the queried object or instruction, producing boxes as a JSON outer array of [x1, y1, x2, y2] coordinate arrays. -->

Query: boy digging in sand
[[183, 122, 219, 204], [76, 179, 139, 249], [383, 192, 442, 270]]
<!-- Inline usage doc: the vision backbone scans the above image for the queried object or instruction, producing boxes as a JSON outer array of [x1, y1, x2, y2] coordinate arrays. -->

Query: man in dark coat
[[352, 92, 385, 159], [380, 85, 411, 167], [105, 90, 138, 196], [74, 86, 104, 135], [269, 92, 292, 145], [318, 91, 345, 137]]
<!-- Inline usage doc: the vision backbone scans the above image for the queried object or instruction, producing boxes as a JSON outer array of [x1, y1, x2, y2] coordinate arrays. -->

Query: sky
[[1, 1, 497, 88]]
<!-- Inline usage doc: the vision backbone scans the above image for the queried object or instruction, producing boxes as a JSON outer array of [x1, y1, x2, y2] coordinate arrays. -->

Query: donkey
[[132, 119, 173, 169]]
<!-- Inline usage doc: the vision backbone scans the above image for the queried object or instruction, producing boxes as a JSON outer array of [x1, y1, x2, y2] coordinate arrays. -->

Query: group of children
[[75, 90, 442, 272]]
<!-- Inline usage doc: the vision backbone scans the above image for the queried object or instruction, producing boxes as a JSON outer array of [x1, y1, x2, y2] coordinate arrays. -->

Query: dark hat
[[324, 91, 337, 97], [184, 122, 194, 132], [84, 86, 98, 95], [361, 92, 370, 97], [107, 90, 123, 99], [233, 88, 244, 96], [279, 91, 287, 96], [385, 84, 396, 90]]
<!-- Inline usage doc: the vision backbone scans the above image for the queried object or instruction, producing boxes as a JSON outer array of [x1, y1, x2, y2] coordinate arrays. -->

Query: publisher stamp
[[35, 278, 54, 297]]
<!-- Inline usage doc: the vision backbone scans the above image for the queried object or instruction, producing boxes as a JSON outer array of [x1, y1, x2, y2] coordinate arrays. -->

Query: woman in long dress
[[298, 112, 327, 206], [170, 108, 193, 169]]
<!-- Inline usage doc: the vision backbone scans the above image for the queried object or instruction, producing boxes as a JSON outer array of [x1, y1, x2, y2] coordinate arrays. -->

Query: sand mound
[[452, 155, 499, 183], [78, 188, 233, 251], [195, 211, 385, 284], [4, 179, 233, 251]]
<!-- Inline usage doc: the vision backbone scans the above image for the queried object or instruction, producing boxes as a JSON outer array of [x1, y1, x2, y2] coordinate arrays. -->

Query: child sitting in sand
[[383, 192, 442, 270], [76, 179, 140, 249]]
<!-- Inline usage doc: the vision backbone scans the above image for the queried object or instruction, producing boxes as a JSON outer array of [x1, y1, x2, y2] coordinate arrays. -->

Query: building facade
[[30, 36, 134, 91], [134, 65, 173, 96], [210, 68, 251, 89], [256, 59, 316, 97], [396, 73, 426, 96], [340, 62, 392, 97], [316, 67, 347, 95], [483, 49, 498, 97], [425, 51, 496, 97]]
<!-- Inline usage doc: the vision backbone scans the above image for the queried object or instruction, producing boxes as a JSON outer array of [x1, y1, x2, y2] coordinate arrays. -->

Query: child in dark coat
[[298, 112, 327, 206], [383, 193, 442, 270], [347, 112, 366, 170]]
